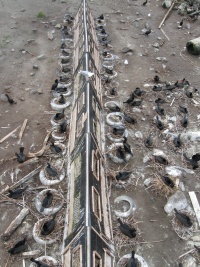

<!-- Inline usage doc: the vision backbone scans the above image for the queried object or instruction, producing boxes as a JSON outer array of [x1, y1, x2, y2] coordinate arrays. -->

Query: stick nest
[[171, 210, 196, 240]]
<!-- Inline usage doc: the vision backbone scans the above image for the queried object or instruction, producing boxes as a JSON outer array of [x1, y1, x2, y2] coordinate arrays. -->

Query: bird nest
[[33, 215, 63, 245], [46, 142, 66, 157], [117, 253, 148, 267], [44, 167, 62, 181], [35, 189, 64, 215], [147, 176, 177, 198], [171, 210, 195, 240], [39, 190, 62, 207], [29, 256, 61, 267], [191, 250, 200, 264], [113, 216, 142, 259], [51, 129, 68, 142]]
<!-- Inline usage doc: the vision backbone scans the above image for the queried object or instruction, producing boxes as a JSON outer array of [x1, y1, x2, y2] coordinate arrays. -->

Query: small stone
[[156, 57, 167, 62], [20, 9, 26, 12], [164, 191, 188, 213], [33, 65, 39, 70], [124, 59, 128, 65], [37, 88, 43, 94], [152, 42, 159, 48], [18, 96, 25, 101], [11, 49, 15, 52], [162, 0, 172, 8], [6, 40, 10, 43], [0, 94, 8, 102], [120, 20, 126, 23], [61, 0, 66, 2], [121, 47, 133, 53], [135, 131, 143, 139], [50, 20, 57, 26], [30, 73, 35, 76], [55, 24, 61, 29], [27, 39, 35, 43], [32, 29, 37, 33], [157, 37, 162, 40], [37, 54, 46, 60], [30, 89, 37, 95], [48, 31, 54, 40], [144, 178, 153, 186]]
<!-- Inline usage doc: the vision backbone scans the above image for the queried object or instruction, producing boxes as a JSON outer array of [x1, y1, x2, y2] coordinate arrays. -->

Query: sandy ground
[[0, 0, 200, 266]]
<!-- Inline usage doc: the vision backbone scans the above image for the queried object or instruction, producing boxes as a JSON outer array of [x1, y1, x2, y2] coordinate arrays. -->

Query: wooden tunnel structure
[[62, 1, 115, 266]]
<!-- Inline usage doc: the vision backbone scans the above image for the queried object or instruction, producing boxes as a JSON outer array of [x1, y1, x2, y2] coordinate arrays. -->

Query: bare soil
[[0, 0, 200, 266]]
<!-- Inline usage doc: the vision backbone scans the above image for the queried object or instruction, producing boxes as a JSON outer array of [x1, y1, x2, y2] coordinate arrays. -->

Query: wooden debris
[[18, 119, 28, 144], [160, 28, 170, 41], [170, 97, 175, 106], [44, 111, 57, 114], [189, 191, 200, 227], [117, 28, 128, 30], [179, 248, 195, 259], [19, 157, 39, 166], [25, 50, 35, 56], [1, 166, 42, 194], [27, 131, 52, 158], [22, 250, 43, 258], [158, 1, 175, 29], [139, 239, 164, 244], [1, 208, 29, 240], [189, 10, 200, 17], [0, 126, 20, 144]]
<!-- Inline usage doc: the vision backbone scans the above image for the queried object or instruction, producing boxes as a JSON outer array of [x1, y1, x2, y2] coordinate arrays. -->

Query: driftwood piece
[[18, 119, 28, 144], [0, 126, 20, 144], [1, 208, 29, 240], [27, 131, 52, 158], [1, 166, 42, 194], [189, 191, 200, 227], [158, 1, 175, 29], [22, 250, 43, 258]]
